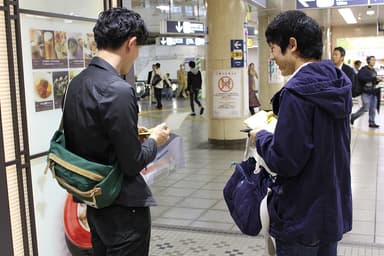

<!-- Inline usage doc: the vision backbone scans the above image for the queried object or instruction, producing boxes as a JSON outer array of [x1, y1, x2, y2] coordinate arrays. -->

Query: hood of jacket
[[285, 60, 352, 119]]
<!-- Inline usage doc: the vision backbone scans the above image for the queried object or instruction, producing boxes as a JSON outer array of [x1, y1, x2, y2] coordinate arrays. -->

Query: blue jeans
[[351, 93, 377, 124], [276, 239, 337, 256]]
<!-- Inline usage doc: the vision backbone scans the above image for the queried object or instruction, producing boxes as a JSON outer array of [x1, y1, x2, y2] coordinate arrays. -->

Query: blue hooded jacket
[[256, 60, 352, 244]]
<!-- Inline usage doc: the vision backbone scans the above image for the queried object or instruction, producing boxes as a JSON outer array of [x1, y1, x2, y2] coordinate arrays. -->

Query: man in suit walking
[[332, 47, 356, 93]]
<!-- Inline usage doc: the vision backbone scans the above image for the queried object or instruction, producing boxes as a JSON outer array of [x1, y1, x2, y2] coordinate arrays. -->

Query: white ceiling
[[129, 0, 384, 32]]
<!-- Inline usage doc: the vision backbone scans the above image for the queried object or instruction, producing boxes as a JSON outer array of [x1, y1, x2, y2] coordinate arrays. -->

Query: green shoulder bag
[[45, 130, 123, 208]]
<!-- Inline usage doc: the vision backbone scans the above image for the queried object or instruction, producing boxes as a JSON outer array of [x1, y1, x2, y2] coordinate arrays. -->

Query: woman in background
[[248, 63, 260, 115]]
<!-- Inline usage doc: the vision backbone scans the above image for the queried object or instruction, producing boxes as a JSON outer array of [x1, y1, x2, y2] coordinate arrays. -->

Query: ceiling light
[[338, 8, 357, 24], [156, 5, 169, 12], [366, 6, 375, 16]]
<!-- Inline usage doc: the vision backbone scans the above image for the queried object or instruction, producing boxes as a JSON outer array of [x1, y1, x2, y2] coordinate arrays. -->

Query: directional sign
[[297, 0, 368, 9], [159, 37, 205, 46], [165, 20, 205, 35], [230, 40, 244, 68]]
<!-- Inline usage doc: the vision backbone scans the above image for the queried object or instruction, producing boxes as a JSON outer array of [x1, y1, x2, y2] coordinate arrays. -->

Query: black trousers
[[154, 87, 162, 108], [189, 89, 202, 112], [87, 205, 151, 256]]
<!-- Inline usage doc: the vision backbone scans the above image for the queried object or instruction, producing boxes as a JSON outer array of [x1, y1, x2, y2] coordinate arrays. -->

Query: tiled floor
[[137, 96, 384, 255], [150, 227, 384, 256]]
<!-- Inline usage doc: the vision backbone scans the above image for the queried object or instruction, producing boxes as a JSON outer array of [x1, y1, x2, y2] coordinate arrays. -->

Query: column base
[[208, 138, 246, 150]]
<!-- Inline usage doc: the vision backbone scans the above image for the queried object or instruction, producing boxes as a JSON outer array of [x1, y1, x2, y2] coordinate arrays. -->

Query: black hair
[[265, 10, 322, 60], [334, 47, 346, 57], [189, 61, 196, 68], [155, 63, 161, 68], [354, 60, 361, 65], [93, 8, 148, 50], [366, 56, 375, 64]]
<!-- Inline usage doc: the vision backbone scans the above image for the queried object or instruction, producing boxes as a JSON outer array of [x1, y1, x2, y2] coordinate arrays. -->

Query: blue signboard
[[297, 0, 368, 9], [166, 20, 205, 34], [230, 40, 244, 68]]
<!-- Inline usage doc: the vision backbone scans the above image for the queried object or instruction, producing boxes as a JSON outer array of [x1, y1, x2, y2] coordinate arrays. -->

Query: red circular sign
[[218, 76, 234, 92]]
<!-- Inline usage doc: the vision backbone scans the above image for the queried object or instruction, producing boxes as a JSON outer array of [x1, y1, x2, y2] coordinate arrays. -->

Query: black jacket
[[187, 70, 202, 91], [63, 57, 157, 207], [358, 65, 379, 94], [341, 64, 358, 97], [147, 70, 153, 85], [341, 64, 356, 87]]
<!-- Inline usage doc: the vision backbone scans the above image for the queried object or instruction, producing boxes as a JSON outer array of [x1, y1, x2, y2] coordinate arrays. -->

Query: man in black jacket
[[332, 47, 357, 97], [63, 8, 170, 255], [187, 60, 204, 116], [351, 56, 382, 128]]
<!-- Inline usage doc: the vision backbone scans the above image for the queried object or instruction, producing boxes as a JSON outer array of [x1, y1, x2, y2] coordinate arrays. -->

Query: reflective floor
[[137, 96, 384, 255]]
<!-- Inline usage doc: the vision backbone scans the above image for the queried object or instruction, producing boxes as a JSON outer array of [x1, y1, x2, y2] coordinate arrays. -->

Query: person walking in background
[[152, 62, 164, 109], [248, 62, 261, 115], [351, 56, 382, 128], [164, 73, 173, 100], [63, 8, 170, 256], [332, 47, 357, 97], [249, 10, 352, 255], [177, 64, 187, 98], [147, 64, 155, 85], [353, 60, 362, 74], [187, 60, 204, 116], [145, 64, 156, 102]]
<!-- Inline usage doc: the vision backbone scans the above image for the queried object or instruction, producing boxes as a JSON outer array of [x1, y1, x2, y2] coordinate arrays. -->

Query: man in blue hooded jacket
[[250, 10, 352, 256]]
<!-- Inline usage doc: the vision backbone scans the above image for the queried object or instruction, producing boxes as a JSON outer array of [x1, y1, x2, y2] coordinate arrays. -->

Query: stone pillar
[[206, 0, 247, 143]]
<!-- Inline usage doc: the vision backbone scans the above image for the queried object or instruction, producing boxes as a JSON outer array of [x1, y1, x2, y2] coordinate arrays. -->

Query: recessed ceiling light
[[366, 5, 375, 16], [338, 8, 357, 24], [366, 9, 375, 16]]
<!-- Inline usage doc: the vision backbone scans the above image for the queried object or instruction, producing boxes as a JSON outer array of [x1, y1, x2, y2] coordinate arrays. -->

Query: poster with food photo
[[30, 29, 68, 69], [29, 29, 68, 69], [53, 71, 69, 109], [33, 71, 54, 112], [67, 32, 85, 68], [54, 31, 68, 60], [30, 29, 44, 60], [84, 33, 97, 66]]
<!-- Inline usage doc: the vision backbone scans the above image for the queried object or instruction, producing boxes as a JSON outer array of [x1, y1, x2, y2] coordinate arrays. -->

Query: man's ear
[[288, 37, 298, 52], [126, 36, 137, 51]]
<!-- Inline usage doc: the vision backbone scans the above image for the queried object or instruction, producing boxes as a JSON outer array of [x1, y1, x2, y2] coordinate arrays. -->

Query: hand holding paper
[[244, 110, 277, 133], [149, 123, 170, 147], [245, 111, 277, 146]]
